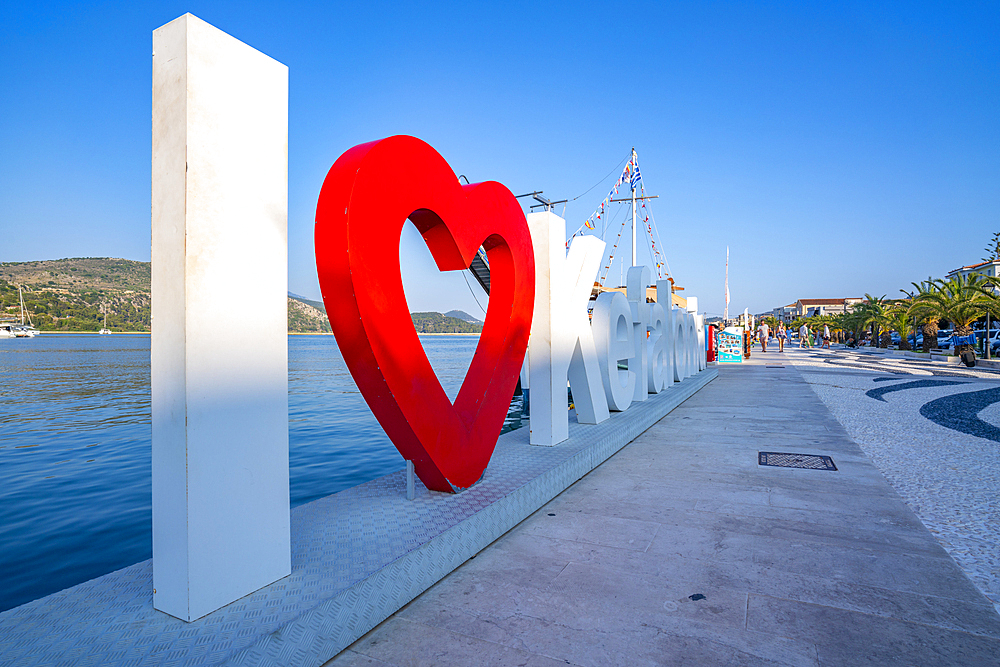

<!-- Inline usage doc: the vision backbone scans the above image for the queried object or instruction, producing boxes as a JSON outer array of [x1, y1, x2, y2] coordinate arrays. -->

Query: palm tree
[[913, 273, 992, 354], [975, 275, 1000, 354], [836, 310, 867, 344], [821, 313, 844, 343], [905, 279, 941, 353], [856, 294, 893, 347], [811, 314, 840, 343], [886, 303, 913, 350]]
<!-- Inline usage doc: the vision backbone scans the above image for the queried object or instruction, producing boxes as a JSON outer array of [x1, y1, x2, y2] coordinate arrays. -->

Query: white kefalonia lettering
[[592, 289, 635, 411], [526, 212, 610, 445], [526, 212, 703, 447]]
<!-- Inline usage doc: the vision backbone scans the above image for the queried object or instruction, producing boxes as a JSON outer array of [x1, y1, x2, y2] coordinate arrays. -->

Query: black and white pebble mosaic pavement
[[781, 347, 1000, 614]]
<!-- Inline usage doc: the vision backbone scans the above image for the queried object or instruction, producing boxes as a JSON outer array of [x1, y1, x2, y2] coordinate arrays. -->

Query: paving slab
[[327, 351, 1000, 666], [784, 346, 1000, 614]]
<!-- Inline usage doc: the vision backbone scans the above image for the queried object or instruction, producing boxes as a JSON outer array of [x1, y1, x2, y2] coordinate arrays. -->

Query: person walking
[[777, 323, 786, 352], [799, 323, 811, 348], [823, 324, 831, 349], [758, 320, 770, 352]]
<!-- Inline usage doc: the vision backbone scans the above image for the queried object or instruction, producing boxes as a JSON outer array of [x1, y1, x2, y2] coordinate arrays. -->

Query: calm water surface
[[0, 334, 522, 613]]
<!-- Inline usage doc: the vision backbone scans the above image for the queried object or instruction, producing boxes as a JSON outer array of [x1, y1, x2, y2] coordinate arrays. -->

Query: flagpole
[[630, 148, 637, 267], [724, 246, 730, 322]]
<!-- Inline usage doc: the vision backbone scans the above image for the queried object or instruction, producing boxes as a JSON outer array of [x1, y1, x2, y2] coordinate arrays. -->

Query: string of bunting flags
[[568, 148, 641, 245], [567, 148, 670, 287]]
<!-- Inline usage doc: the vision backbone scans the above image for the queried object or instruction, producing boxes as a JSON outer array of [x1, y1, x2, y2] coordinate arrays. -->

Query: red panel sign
[[315, 136, 535, 492]]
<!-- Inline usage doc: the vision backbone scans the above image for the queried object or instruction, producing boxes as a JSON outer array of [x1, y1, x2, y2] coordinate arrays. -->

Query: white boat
[[13, 324, 40, 338], [18, 285, 39, 336], [3, 286, 40, 337], [99, 304, 112, 335]]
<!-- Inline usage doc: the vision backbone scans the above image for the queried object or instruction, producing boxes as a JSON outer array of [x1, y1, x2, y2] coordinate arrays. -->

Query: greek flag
[[630, 164, 642, 188]]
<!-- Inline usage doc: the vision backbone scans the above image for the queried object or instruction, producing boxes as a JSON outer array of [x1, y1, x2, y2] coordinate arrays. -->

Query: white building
[[946, 259, 1000, 283]]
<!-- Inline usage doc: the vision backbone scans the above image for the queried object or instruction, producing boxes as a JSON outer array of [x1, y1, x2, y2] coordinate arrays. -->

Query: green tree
[[855, 294, 893, 348], [886, 303, 913, 350], [983, 231, 1000, 263], [913, 274, 992, 354], [904, 279, 941, 353]]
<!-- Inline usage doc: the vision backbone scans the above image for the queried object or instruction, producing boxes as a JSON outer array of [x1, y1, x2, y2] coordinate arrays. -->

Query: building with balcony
[[946, 259, 1000, 281]]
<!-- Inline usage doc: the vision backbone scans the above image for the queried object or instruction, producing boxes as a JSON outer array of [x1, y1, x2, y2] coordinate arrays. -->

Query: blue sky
[[2, 1, 997, 318]]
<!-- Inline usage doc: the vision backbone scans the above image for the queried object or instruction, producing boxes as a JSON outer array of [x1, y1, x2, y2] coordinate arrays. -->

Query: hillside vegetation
[[411, 311, 483, 333], [443, 309, 483, 324], [288, 297, 332, 333], [0, 258, 151, 331], [2, 259, 479, 335], [0, 258, 332, 333]]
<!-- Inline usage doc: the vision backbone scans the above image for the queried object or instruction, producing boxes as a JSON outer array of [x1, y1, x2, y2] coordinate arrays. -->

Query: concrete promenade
[[328, 350, 1000, 666]]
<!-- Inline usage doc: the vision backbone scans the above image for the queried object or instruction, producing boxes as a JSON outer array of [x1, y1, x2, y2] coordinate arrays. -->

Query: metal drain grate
[[758, 452, 837, 470], [765, 365, 784, 368]]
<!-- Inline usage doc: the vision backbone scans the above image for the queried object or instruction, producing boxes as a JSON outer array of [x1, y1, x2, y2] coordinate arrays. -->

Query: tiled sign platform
[[0, 368, 716, 666]]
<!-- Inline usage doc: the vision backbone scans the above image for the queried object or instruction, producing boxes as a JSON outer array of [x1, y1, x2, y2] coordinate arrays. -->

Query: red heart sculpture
[[314, 136, 535, 492]]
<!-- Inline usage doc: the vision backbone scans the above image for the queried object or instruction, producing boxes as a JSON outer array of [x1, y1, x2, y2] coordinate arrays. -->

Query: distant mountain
[[411, 312, 483, 333], [444, 309, 483, 324], [288, 293, 327, 314], [287, 294, 332, 333]]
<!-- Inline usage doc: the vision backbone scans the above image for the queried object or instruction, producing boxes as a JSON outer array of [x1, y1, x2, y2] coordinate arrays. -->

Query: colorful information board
[[717, 327, 744, 363]]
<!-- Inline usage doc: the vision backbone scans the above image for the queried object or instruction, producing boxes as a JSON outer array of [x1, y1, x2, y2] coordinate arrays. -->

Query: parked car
[[974, 328, 1000, 355], [936, 330, 953, 349], [893, 332, 924, 348], [940, 329, 998, 351]]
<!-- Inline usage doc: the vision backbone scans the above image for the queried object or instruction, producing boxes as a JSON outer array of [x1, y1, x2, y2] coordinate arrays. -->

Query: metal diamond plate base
[[0, 369, 717, 667]]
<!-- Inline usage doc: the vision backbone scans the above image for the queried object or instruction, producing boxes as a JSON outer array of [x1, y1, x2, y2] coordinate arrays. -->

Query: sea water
[[0, 334, 523, 613]]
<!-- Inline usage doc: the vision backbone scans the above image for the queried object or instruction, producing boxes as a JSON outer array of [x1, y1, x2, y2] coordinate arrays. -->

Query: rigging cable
[[598, 204, 631, 287], [567, 151, 631, 202], [566, 150, 635, 242], [644, 198, 672, 279], [461, 270, 489, 319]]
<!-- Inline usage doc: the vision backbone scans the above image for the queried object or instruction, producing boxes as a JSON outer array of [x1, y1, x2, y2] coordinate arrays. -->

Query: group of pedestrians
[[797, 323, 831, 349], [754, 321, 788, 353], [752, 321, 832, 352]]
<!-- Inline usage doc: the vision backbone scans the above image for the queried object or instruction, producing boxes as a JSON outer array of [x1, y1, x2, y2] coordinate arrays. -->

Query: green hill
[[288, 296, 331, 333], [1, 259, 482, 335], [411, 311, 483, 333], [0, 258, 332, 334], [444, 309, 483, 324], [0, 258, 151, 332]]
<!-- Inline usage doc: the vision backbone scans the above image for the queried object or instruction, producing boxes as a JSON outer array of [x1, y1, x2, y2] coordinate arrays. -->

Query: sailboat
[[12, 285, 40, 337], [99, 304, 112, 335]]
